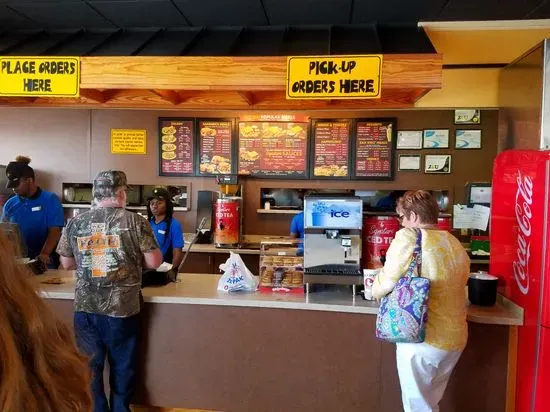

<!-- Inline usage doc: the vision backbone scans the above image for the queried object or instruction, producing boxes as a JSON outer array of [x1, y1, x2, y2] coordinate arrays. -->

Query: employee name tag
[[158, 229, 166, 235], [31, 206, 42, 212]]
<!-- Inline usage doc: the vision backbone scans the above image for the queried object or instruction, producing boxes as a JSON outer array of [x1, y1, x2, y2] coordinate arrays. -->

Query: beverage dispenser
[[303, 196, 363, 289], [214, 175, 243, 248]]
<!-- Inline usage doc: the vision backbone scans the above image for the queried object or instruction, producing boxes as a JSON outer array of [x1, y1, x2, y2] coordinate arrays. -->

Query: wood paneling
[[79, 55, 442, 91]]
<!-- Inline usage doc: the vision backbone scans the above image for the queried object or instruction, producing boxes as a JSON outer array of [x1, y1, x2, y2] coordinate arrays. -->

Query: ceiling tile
[[89, 0, 188, 28], [0, 30, 42, 53], [353, 0, 446, 23], [185, 28, 242, 55], [0, 5, 40, 29], [437, 0, 542, 20], [137, 28, 202, 55], [331, 25, 380, 54], [279, 27, 330, 55], [45, 30, 118, 55], [522, 1, 550, 18], [172, 0, 267, 26], [7, 30, 79, 55], [231, 27, 286, 56], [263, 0, 352, 25], [9, 1, 115, 29], [89, 29, 159, 55]]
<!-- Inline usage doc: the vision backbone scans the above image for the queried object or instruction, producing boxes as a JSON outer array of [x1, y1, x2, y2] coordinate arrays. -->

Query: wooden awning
[[0, 54, 442, 109]]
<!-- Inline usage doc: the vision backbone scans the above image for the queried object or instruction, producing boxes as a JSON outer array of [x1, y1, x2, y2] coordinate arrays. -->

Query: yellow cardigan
[[372, 227, 471, 351]]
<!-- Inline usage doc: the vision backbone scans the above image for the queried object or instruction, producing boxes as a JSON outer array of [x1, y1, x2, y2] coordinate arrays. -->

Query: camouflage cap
[[93, 170, 128, 200]]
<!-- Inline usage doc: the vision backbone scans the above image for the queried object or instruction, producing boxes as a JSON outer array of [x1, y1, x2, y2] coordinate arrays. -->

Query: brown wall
[[0, 108, 498, 235]]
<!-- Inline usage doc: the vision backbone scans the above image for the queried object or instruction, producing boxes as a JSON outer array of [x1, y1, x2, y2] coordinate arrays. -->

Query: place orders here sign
[[286, 55, 382, 100], [0, 56, 80, 97]]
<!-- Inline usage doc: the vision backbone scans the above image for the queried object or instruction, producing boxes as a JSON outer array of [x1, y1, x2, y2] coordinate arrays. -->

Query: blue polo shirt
[[290, 212, 304, 239], [149, 217, 184, 262], [2, 188, 64, 259]]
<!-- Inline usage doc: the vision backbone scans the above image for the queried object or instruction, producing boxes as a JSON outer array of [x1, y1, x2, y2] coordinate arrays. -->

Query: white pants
[[396, 342, 462, 412]]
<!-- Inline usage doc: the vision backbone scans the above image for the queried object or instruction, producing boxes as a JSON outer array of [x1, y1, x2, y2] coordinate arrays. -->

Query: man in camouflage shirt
[[57, 170, 162, 412]]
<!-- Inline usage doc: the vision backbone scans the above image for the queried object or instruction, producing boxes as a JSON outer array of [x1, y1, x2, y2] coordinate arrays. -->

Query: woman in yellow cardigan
[[373, 190, 470, 412]]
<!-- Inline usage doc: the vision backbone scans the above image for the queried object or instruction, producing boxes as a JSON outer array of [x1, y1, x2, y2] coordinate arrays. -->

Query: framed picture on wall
[[396, 130, 422, 149], [423, 129, 449, 148], [425, 154, 451, 174], [455, 130, 482, 149], [454, 109, 481, 125], [398, 155, 421, 171]]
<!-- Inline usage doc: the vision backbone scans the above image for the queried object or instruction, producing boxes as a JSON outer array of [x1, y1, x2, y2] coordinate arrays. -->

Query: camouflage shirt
[[57, 207, 159, 317]]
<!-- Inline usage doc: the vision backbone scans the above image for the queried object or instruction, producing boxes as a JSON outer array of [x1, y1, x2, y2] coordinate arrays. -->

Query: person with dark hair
[[1, 155, 64, 268], [146, 186, 184, 268], [57, 170, 162, 412], [372, 190, 470, 412]]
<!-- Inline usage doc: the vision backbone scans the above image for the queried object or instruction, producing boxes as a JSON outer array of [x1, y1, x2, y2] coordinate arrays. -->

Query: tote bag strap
[[405, 229, 423, 278]]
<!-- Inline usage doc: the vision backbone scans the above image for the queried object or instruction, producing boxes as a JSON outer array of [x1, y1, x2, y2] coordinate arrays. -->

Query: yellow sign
[[0, 56, 80, 97], [286, 55, 382, 100], [111, 129, 147, 155]]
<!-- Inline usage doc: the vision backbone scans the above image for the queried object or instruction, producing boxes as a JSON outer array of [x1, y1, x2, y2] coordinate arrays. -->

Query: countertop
[[34, 270, 523, 325], [182, 234, 490, 265]]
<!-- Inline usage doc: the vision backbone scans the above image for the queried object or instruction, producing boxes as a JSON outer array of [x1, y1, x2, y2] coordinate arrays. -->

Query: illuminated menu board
[[159, 118, 194, 176], [312, 120, 351, 178], [238, 122, 308, 178], [198, 119, 234, 175], [353, 119, 396, 180]]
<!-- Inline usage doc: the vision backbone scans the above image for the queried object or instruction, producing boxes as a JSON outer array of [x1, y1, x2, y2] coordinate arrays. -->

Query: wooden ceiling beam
[[80, 89, 110, 103], [80, 54, 442, 91], [151, 89, 181, 105], [238, 91, 256, 106]]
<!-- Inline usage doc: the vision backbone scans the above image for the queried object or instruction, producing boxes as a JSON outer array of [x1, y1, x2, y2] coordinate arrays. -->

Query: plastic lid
[[469, 272, 498, 281]]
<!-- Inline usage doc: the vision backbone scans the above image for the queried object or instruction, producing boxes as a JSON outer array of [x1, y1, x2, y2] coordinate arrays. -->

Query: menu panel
[[198, 119, 233, 175], [313, 121, 350, 178], [354, 120, 395, 180], [238, 122, 308, 177], [159, 119, 194, 176]]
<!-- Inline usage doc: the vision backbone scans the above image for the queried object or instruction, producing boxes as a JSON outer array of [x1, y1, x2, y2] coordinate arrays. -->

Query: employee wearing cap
[[147, 186, 184, 268], [1, 155, 64, 267]]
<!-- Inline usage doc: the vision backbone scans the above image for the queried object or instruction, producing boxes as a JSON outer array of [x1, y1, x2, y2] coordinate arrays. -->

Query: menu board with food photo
[[238, 122, 308, 178], [197, 119, 234, 175], [353, 119, 396, 180], [312, 120, 351, 178], [158, 118, 195, 176]]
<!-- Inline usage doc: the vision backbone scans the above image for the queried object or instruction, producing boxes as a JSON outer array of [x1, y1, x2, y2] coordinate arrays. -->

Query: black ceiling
[[0, 0, 547, 57], [0, 0, 549, 31]]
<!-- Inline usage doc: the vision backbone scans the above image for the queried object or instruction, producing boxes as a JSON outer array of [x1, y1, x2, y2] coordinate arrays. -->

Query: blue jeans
[[74, 312, 140, 412]]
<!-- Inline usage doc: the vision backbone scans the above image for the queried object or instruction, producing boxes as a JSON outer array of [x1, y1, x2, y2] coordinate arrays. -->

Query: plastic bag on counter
[[217, 252, 258, 293]]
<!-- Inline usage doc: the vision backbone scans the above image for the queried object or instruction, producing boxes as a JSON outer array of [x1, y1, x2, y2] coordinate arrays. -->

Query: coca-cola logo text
[[513, 171, 532, 295]]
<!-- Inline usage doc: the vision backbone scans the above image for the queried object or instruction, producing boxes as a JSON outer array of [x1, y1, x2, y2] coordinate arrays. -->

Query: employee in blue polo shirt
[[147, 186, 184, 268], [2, 156, 64, 268]]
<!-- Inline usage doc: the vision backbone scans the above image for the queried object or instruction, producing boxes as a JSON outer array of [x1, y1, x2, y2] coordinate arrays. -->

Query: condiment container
[[468, 271, 498, 306]]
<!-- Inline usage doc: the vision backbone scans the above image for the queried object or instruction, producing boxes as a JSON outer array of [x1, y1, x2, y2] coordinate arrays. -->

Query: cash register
[[303, 196, 363, 293]]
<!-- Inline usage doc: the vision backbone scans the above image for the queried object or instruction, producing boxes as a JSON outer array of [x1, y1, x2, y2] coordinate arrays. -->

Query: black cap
[[149, 186, 171, 202], [6, 156, 34, 189]]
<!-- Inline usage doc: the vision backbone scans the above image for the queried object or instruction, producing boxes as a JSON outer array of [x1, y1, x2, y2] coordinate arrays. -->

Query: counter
[[35, 271, 522, 325], [36, 270, 520, 412]]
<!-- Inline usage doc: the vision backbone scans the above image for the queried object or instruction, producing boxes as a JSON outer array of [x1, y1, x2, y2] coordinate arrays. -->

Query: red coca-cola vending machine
[[490, 150, 550, 412]]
